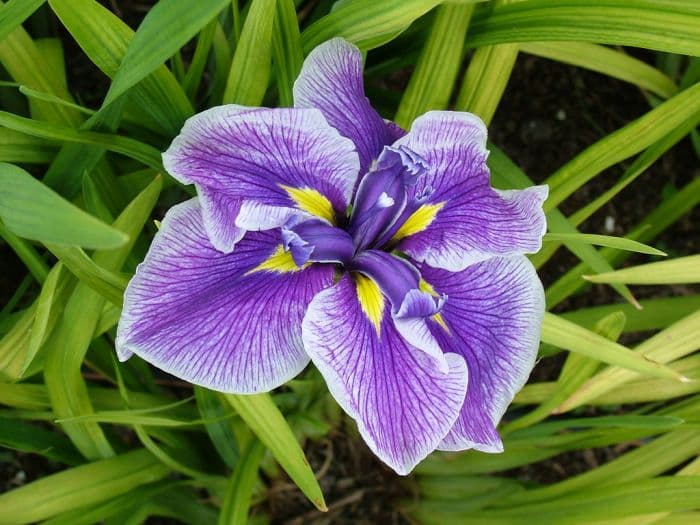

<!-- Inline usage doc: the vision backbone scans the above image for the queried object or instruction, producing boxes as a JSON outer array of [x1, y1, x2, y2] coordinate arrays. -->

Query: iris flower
[[117, 38, 547, 474]]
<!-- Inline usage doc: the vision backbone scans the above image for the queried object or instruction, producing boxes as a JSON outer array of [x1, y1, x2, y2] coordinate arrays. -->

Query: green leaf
[[0, 449, 169, 525], [541, 313, 685, 382], [182, 20, 217, 100], [46, 245, 128, 306], [218, 440, 265, 525], [0, 6, 82, 126], [454, 0, 518, 126], [225, 393, 326, 511], [545, 176, 700, 308], [0, 127, 57, 164], [487, 146, 639, 307], [520, 42, 678, 99], [272, 0, 304, 107], [44, 176, 162, 459], [48, 0, 193, 135], [584, 255, 700, 284], [302, 0, 443, 52], [543, 233, 666, 256], [223, 0, 277, 105], [394, 3, 473, 128], [466, 1, 700, 57], [0, 112, 162, 169], [103, 0, 228, 108], [0, 0, 46, 44], [0, 163, 128, 249], [560, 309, 700, 411], [0, 417, 84, 466], [428, 476, 700, 525], [544, 80, 700, 212], [196, 387, 239, 468]]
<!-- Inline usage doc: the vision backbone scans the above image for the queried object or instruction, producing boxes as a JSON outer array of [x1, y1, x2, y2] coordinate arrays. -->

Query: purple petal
[[302, 275, 468, 474], [393, 111, 548, 271], [282, 219, 355, 266], [116, 199, 334, 393], [419, 256, 545, 452], [163, 105, 360, 252], [294, 38, 400, 174], [348, 145, 427, 250], [351, 250, 449, 371]]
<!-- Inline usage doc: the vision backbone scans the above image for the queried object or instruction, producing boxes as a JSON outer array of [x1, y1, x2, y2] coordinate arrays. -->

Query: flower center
[[280, 145, 444, 318]]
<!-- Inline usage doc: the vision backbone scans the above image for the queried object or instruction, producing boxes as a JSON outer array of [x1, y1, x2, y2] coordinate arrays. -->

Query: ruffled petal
[[393, 111, 548, 271], [117, 199, 334, 393], [294, 38, 399, 174], [162, 105, 360, 252], [302, 275, 468, 474], [418, 256, 545, 452]]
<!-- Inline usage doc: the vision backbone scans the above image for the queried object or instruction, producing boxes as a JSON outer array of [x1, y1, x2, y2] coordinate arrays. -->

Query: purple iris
[[116, 38, 548, 475]]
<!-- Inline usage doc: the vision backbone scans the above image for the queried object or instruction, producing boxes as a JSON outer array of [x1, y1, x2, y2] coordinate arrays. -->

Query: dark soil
[[1, 2, 698, 524]]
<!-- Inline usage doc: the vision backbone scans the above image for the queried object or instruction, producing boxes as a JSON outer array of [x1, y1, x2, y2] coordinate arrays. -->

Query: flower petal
[[117, 199, 334, 393], [294, 38, 399, 174], [163, 105, 360, 252], [419, 256, 545, 452], [302, 275, 468, 475], [393, 111, 548, 271]]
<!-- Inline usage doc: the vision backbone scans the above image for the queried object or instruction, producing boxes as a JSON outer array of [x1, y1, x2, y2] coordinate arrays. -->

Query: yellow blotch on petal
[[419, 278, 450, 334], [246, 245, 304, 275], [390, 202, 445, 242], [280, 184, 336, 223], [355, 274, 385, 335]]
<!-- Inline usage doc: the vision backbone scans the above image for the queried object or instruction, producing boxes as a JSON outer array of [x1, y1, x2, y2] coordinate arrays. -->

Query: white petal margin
[[419, 255, 545, 452], [162, 105, 360, 253], [394, 110, 548, 271], [302, 275, 468, 475], [294, 38, 401, 174], [117, 198, 334, 393]]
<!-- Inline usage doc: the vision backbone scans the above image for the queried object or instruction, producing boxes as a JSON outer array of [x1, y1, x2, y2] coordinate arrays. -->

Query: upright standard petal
[[302, 275, 468, 475], [294, 38, 399, 174], [163, 105, 360, 252], [117, 199, 334, 393], [419, 256, 545, 452], [392, 111, 548, 271]]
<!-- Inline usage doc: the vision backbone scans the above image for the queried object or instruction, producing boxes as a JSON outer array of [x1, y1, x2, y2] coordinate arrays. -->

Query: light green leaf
[[0, 112, 162, 169], [584, 255, 700, 284], [226, 393, 326, 511], [103, 0, 228, 107], [543, 233, 666, 256], [466, 1, 700, 57], [0, 163, 127, 249], [541, 313, 685, 382], [272, 0, 304, 107], [455, 17, 518, 125], [48, 0, 193, 135], [217, 440, 265, 525], [302, 0, 443, 52], [223, 0, 276, 105], [544, 79, 700, 212], [44, 176, 162, 459], [395, 2, 473, 128], [520, 42, 678, 99], [560, 309, 700, 411], [0, 449, 169, 525], [0, 0, 46, 44]]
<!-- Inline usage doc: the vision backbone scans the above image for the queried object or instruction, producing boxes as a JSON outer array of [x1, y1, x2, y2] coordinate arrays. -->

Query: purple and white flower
[[117, 38, 547, 475]]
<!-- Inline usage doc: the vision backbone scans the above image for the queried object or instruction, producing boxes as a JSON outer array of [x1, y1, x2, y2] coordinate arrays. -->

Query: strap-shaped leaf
[[0, 449, 169, 524], [0, 163, 127, 249], [466, 0, 700, 57], [223, 0, 277, 105], [226, 393, 327, 511], [102, 0, 228, 108]]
